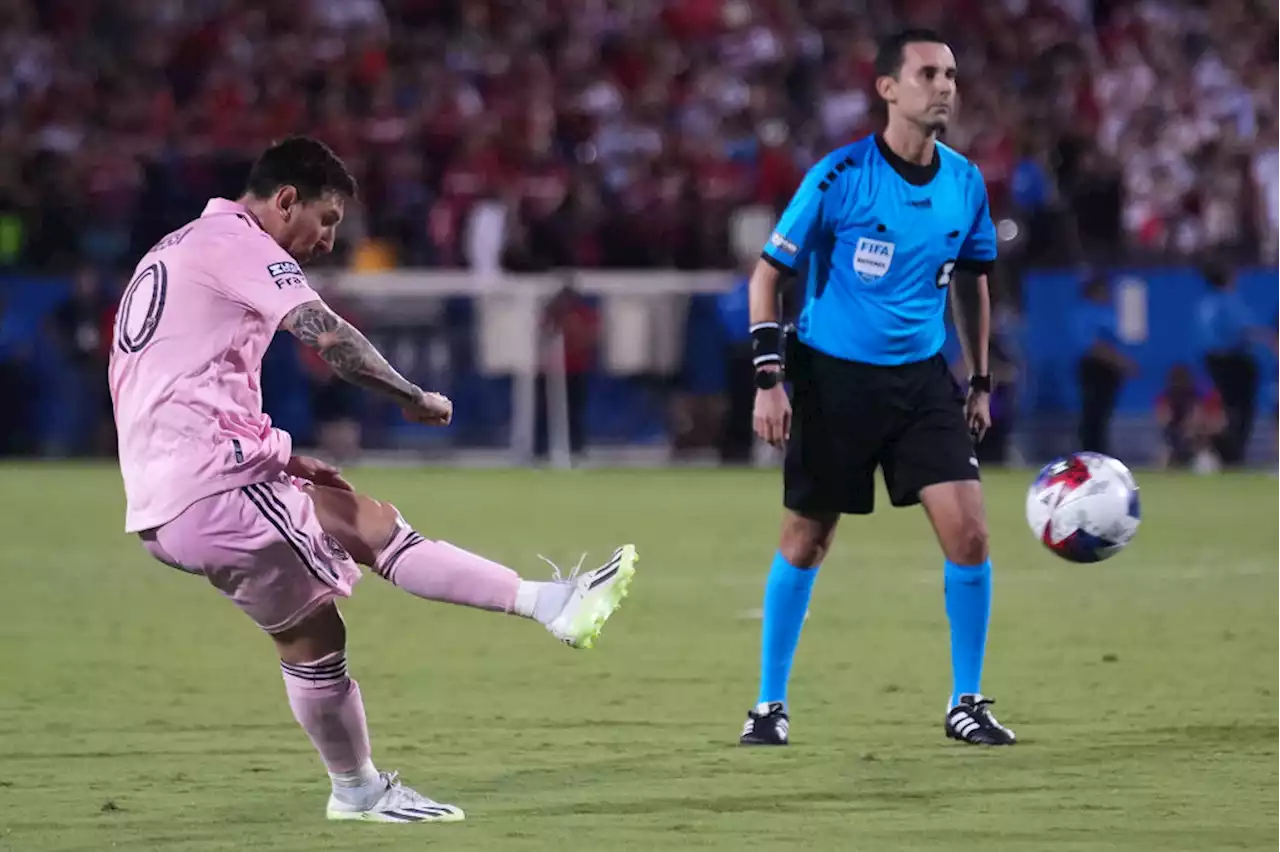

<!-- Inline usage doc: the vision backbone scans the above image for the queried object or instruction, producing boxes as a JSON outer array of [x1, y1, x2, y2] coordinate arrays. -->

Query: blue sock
[[757, 551, 820, 706], [944, 558, 992, 708]]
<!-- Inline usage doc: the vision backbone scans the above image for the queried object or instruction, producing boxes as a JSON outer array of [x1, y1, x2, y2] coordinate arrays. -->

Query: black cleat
[[945, 694, 1017, 745], [740, 702, 789, 746]]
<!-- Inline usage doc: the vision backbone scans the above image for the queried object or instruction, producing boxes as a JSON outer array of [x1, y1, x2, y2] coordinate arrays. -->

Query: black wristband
[[969, 374, 992, 393], [751, 322, 782, 367], [755, 369, 781, 390]]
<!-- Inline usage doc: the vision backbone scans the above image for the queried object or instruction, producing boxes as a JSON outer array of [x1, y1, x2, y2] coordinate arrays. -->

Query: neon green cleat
[[546, 545, 638, 649]]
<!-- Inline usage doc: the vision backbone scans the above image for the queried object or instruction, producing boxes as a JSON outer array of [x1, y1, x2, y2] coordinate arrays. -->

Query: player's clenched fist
[[405, 389, 453, 425], [753, 376, 791, 447]]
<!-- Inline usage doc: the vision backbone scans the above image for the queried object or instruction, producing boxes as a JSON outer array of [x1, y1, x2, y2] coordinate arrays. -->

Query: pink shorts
[[140, 475, 362, 634]]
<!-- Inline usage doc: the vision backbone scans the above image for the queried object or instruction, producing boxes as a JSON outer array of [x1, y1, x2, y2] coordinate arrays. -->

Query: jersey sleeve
[[957, 169, 997, 273], [761, 156, 835, 272], [217, 232, 322, 329]]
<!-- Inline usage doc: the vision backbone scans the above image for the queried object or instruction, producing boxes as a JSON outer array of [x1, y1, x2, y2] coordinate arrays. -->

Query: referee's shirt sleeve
[[956, 167, 997, 274], [761, 157, 833, 274]]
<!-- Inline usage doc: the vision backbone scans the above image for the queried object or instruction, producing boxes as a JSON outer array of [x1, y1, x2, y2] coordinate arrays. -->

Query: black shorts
[[783, 341, 980, 515]]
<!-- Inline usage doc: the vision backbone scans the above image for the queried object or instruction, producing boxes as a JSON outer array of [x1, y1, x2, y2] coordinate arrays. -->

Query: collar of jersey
[[201, 197, 266, 232], [874, 134, 940, 187]]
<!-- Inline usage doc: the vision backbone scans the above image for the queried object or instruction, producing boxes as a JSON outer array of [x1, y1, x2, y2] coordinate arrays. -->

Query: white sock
[[514, 580, 574, 625], [329, 759, 382, 804]]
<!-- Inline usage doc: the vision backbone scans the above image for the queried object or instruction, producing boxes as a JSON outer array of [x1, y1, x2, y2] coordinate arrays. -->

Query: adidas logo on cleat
[[945, 694, 1017, 746]]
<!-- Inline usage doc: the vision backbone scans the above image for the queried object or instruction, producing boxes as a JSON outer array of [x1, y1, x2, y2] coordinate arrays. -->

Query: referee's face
[[884, 42, 958, 134]]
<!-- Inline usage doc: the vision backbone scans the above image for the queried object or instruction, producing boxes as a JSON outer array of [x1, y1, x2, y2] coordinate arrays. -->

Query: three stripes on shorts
[[241, 483, 339, 581]]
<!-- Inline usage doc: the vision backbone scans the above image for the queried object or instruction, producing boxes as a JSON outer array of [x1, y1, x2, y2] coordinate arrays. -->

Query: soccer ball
[[1025, 452, 1141, 563]]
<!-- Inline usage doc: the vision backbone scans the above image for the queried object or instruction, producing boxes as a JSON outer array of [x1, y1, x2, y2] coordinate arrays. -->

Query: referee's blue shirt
[[761, 134, 997, 366]]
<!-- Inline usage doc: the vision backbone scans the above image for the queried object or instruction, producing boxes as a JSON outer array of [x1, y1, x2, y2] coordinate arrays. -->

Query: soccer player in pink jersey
[[109, 137, 638, 824]]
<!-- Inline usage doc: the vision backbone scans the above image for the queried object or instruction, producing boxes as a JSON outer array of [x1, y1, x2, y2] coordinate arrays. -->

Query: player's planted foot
[[945, 694, 1017, 745], [326, 771, 465, 823], [740, 701, 790, 746], [543, 545, 638, 649]]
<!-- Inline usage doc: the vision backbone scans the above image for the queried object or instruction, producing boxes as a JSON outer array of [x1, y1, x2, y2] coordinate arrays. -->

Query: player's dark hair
[[874, 28, 947, 79], [244, 136, 358, 202]]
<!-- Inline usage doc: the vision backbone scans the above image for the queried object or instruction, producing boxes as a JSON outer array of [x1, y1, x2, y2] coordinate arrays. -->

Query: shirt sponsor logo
[[267, 261, 303, 278]]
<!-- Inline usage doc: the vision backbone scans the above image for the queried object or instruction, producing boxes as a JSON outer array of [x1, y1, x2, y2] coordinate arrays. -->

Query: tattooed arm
[[281, 300, 424, 407]]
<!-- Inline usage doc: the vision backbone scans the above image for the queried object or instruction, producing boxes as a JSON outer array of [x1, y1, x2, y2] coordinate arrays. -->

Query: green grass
[[0, 464, 1275, 851]]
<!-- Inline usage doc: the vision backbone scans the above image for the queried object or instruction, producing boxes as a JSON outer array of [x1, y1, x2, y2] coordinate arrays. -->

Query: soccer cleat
[[545, 545, 638, 649], [325, 771, 465, 824], [945, 694, 1017, 745], [740, 701, 790, 746]]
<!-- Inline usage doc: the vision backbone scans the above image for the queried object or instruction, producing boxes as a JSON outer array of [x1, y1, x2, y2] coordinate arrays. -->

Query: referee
[[740, 29, 1015, 747]]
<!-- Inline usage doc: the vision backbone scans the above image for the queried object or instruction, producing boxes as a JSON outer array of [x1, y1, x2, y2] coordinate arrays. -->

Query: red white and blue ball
[[1025, 452, 1141, 563]]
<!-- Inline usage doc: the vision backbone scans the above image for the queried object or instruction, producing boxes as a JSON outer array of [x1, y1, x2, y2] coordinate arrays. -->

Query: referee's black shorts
[[783, 340, 980, 516]]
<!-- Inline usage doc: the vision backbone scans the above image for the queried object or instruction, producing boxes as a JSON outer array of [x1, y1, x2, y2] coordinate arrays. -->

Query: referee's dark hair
[[245, 136, 358, 203], [874, 28, 948, 80]]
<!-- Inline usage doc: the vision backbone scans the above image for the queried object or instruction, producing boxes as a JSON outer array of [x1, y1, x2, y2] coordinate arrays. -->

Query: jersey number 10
[[116, 261, 169, 354]]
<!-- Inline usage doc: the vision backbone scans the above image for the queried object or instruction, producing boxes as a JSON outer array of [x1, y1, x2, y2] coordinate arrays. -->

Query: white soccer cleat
[[325, 771, 465, 824], [545, 545, 638, 649]]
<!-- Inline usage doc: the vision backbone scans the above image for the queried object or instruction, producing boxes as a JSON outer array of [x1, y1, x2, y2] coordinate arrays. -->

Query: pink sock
[[280, 652, 376, 781], [375, 524, 521, 613]]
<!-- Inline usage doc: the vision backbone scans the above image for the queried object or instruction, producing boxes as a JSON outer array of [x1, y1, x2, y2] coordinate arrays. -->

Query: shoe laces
[[377, 771, 433, 809], [967, 697, 999, 723], [537, 552, 588, 583]]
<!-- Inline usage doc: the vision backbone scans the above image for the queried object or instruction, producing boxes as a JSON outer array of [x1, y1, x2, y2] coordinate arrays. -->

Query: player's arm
[[752, 157, 832, 370], [217, 236, 448, 424], [950, 271, 990, 380], [748, 259, 786, 371], [281, 300, 424, 407], [750, 157, 834, 445], [750, 255, 791, 447], [952, 170, 998, 385]]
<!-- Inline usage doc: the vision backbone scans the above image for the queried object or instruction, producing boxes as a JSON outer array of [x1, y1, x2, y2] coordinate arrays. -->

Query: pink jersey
[[110, 198, 320, 532]]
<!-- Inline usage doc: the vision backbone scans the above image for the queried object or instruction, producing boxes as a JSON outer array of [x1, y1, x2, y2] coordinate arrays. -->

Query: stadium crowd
[[0, 0, 1275, 464], [0, 0, 1275, 274]]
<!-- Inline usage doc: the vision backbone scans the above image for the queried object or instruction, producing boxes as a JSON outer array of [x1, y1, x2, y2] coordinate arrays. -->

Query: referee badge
[[853, 237, 895, 282]]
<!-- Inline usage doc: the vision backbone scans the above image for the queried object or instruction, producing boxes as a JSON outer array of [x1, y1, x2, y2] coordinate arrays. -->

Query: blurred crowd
[[0, 0, 1276, 466], [0, 0, 1276, 275]]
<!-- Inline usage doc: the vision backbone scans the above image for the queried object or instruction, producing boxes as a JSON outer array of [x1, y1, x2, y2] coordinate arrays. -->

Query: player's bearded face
[[888, 43, 958, 133], [277, 190, 345, 263]]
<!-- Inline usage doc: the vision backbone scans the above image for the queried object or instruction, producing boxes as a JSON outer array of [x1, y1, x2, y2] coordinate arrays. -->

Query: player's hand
[[285, 455, 354, 492], [404, 389, 453, 426], [966, 389, 991, 443], [753, 381, 791, 448]]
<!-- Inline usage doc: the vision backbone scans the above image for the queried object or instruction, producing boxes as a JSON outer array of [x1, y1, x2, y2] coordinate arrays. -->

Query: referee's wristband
[[969, 374, 992, 393], [750, 322, 782, 367]]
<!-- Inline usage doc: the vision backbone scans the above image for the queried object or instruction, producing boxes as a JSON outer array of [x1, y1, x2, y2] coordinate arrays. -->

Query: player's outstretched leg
[[920, 481, 1016, 745], [740, 510, 838, 746], [273, 603, 465, 823], [307, 484, 636, 650]]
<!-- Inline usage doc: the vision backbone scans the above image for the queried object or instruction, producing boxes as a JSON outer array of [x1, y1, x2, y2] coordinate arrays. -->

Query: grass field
[[0, 463, 1275, 852]]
